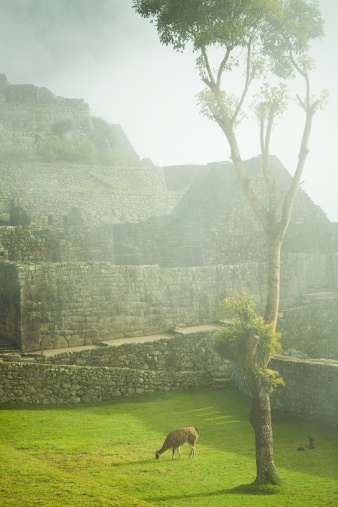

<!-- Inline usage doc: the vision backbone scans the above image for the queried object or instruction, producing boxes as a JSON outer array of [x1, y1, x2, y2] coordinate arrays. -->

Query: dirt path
[[42, 324, 223, 357]]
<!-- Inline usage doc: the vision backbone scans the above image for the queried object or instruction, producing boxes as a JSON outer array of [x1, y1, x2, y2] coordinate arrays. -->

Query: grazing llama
[[155, 427, 199, 459]]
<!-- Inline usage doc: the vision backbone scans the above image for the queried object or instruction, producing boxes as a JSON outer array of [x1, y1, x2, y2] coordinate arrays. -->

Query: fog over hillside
[[0, 0, 337, 221]]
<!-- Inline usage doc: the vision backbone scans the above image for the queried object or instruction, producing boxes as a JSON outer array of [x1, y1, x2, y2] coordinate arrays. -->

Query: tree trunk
[[247, 375, 284, 484], [264, 235, 282, 329]]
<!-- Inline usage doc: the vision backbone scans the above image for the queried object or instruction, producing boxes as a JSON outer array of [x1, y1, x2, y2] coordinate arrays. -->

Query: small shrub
[[41, 139, 75, 162], [41, 139, 98, 164], [91, 116, 111, 136], [73, 141, 98, 164], [40, 141, 57, 162], [52, 119, 73, 137]]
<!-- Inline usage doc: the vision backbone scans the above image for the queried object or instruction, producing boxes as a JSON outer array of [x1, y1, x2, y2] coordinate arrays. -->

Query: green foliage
[[52, 119, 74, 137], [41, 139, 98, 164], [266, 368, 286, 390], [41, 139, 73, 162], [260, 0, 324, 79], [133, 1, 323, 66], [197, 89, 246, 127], [74, 141, 98, 164], [252, 82, 290, 123], [133, 0, 281, 53], [91, 116, 112, 136], [214, 291, 282, 372], [133, 0, 324, 122]]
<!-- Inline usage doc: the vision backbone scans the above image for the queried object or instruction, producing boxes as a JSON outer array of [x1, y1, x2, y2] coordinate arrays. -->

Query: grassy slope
[[0, 387, 337, 506]]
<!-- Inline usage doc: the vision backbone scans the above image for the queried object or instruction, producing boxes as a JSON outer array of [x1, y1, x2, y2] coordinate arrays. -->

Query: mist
[[0, 0, 337, 221]]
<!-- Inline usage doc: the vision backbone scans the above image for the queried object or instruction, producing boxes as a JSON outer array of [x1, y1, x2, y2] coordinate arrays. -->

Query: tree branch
[[215, 116, 269, 231], [262, 109, 278, 224], [216, 46, 232, 89], [280, 107, 315, 236], [259, 115, 265, 155], [280, 49, 321, 237], [289, 49, 310, 106], [231, 37, 253, 127], [201, 46, 216, 89]]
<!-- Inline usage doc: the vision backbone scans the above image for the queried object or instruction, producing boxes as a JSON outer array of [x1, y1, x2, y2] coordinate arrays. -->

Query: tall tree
[[132, 0, 326, 329], [133, 0, 327, 486]]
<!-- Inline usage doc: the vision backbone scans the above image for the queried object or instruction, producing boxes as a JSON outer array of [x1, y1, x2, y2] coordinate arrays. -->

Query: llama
[[297, 436, 315, 451], [155, 427, 199, 459]]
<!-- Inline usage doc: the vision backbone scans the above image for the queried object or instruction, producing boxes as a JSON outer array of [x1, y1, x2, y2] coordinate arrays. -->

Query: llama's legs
[[189, 443, 195, 458], [172, 447, 181, 459]]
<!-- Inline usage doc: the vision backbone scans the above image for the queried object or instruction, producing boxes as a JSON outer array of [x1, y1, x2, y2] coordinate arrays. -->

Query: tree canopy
[[133, 1, 323, 73]]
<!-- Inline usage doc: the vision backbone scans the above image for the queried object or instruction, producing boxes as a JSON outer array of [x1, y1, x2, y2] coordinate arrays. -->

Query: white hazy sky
[[0, 0, 337, 221]]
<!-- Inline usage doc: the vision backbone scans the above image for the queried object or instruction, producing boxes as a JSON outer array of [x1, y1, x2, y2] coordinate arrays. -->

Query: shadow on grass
[[145, 482, 280, 502], [110, 459, 152, 467]]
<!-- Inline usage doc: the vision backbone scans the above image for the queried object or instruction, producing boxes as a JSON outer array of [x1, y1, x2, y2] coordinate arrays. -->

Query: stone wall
[[233, 356, 338, 427], [47, 334, 231, 381], [0, 333, 231, 405], [16, 263, 233, 351], [0, 338, 337, 430], [277, 299, 338, 359], [0, 164, 169, 193], [0, 226, 116, 263], [0, 100, 89, 132], [0, 259, 311, 352], [0, 363, 215, 405], [0, 75, 141, 167], [0, 74, 89, 132], [163, 164, 207, 191], [0, 262, 21, 347], [114, 159, 337, 268], [270, 357, 338, 427], [0, 164, 181, 231]]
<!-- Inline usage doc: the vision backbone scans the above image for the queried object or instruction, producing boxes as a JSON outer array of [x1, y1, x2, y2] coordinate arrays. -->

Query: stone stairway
[[213, 377, 232, 388], [212, 371, 232, 389], [0, 338, 21, 360]]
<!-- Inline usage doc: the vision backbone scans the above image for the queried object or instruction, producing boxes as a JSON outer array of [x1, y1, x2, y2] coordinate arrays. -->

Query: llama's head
[[155, 452, 160, 459]]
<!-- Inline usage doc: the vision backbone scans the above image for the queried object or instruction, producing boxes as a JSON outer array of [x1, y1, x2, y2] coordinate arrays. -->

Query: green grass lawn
[[0, 387, 337, 506]]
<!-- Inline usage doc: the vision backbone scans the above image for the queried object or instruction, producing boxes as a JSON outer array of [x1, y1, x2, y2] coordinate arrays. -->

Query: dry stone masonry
[[0, 74, 337, 428], [1, 259, 323, 352], [0, 332, 337, 429], [233, 355, 338, 428], [0, 332, 230, 404]]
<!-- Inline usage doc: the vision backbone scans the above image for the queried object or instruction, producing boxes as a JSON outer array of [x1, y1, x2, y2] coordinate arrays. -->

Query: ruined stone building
[[0, 74, 337, 352]]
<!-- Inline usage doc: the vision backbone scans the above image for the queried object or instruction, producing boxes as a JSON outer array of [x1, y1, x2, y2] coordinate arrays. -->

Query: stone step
[[0, 346, 21, 354], [0, 352, 22, 362], [213, 378, 232, 388], [0, 339, 22, 358]]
